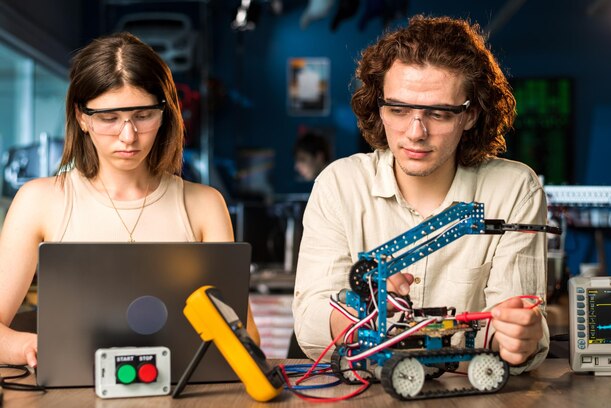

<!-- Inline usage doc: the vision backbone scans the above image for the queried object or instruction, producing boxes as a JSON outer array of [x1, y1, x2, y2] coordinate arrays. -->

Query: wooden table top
[[1, 358, 608, 408]]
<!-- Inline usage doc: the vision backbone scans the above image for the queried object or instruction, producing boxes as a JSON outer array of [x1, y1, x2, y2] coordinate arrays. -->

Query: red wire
[[284, 322, 372, 402], [295, 324, 351, 385], [518, 295, 544, 309], [280, 364, 370, 403], [484, 317, 492, 348]]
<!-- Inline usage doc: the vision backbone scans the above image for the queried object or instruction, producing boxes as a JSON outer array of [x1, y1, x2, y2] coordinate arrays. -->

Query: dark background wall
[[0, 0, 82, 73], [1, 0, 610, 274], [209, 1, 383, 195], [208, 0, 611, 194]]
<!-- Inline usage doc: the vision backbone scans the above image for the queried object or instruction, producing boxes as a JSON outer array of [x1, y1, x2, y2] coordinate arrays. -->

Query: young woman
[[0, 32, 259, 367]]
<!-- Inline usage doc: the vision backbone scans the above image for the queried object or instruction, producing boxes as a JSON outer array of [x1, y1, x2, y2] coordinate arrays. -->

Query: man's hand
[[330, 308, 355, 345], [387, 272, 414, 297], [490, 297, 543, 366]]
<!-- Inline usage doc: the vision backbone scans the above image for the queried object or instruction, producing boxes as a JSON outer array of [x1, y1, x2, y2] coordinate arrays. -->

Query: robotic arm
[[332, 201, 560, 400], [346, 202, 561, 334]]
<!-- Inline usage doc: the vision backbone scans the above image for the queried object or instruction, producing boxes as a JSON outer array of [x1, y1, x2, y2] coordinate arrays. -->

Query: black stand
[[172, 340, 212, 398]]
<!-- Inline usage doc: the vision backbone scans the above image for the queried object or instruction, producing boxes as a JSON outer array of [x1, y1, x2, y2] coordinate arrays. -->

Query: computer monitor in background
[[229, 198, 307, 273], [1, 135, 64, 198]]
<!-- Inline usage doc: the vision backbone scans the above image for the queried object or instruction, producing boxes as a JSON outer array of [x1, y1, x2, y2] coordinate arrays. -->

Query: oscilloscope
[[569, 276, 611, 375]]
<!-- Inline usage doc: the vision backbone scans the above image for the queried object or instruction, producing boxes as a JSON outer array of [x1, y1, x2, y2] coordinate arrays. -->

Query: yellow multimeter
[[172, 285, 284, 402]]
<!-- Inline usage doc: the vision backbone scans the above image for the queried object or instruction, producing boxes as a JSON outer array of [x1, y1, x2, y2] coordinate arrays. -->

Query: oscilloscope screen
[[588, 288, 611, 344]]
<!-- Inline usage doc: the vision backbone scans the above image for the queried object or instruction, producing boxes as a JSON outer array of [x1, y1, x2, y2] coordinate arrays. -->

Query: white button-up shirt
[[293, 149, 549, 373]]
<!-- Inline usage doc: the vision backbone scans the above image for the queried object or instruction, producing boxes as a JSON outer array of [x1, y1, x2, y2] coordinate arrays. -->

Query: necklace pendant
[[98, 177, 149, 246]]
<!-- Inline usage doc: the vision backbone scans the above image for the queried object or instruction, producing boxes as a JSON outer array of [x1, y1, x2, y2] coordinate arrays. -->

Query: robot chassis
[[330, 201, 560, 400]]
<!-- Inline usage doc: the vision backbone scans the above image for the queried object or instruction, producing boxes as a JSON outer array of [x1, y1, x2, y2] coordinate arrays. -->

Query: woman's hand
[[20, 331, 38, 367], [2, 329, 38, 367]]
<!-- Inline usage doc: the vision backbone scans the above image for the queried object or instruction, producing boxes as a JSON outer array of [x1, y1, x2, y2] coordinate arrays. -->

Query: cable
[[367, 274, 379, 317], [0, 365, 45, 393], [280, 365, 371, 403], [343, 309, 377, 346], [281, 364, 340, 390], [345, 318, 437, 362], [484, 318, 493, 349], [283, 363, 331, 374], [387, 294, 412, 313], [329, 297, 359, 323], [295, 325, 352, 386], [282, 316, 372, 402]]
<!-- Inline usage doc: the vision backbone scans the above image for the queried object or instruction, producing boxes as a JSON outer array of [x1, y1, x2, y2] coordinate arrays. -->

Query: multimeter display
[[588, 288, 611, 344], [209, 292, 240, 325]]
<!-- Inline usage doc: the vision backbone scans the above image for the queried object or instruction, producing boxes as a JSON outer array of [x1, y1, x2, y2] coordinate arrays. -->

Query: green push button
[[116, 363, 137, 384]]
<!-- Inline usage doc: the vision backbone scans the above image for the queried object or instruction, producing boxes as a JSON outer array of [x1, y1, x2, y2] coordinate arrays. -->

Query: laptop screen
[[36, 242, 251, 387]]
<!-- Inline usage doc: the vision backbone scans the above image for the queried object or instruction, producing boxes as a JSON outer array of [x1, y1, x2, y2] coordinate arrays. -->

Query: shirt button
[[414, 277, 421, 284]]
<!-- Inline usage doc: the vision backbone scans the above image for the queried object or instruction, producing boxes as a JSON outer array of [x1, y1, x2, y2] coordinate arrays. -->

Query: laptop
[[36, 242, 252, 388]]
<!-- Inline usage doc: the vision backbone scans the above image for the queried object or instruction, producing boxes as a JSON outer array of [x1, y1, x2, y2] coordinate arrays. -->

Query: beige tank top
[[55, 169, 196, 242]]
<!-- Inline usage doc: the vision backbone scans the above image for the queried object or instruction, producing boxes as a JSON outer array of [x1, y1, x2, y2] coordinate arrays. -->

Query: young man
[[293, 15, 548, 374]]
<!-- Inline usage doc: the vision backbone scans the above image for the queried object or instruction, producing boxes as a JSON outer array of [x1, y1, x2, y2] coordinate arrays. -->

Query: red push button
[[138, 363, 158, 383]]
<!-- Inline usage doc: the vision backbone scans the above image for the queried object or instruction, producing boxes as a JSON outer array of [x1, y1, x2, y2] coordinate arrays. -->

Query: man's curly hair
[[351, 15, 515, 167]]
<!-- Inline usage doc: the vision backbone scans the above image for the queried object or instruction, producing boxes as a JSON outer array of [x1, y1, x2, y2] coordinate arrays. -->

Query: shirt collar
[[371, 149, 397, 198], [371, 148, 480, 209]]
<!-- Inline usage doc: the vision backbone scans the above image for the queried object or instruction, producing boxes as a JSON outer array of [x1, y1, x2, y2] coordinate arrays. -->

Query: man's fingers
[[498, 347, 532, 366], [492, 298, 541, 325], [493, 329, 539, 353], [492, 311, 542, 339], [387, 272, 414, 296]]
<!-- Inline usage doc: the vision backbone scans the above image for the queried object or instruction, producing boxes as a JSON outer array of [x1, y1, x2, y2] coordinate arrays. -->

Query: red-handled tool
[[454, 311, 493, 322]]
